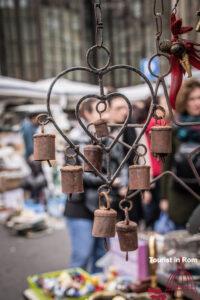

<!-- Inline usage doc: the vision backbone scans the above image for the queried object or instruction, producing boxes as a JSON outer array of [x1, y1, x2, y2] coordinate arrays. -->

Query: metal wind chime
[[33, 0, 200, 259]]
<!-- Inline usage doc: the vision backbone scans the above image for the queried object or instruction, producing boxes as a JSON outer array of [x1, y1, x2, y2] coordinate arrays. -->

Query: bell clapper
[[47, 160, 52, 167]]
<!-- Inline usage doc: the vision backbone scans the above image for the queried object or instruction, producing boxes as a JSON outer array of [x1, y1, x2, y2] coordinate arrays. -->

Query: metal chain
[[153, 0, 164, 16], [94, 0, 103, 46], [171, 0, 180, 13], [153, 0, 164, 54]]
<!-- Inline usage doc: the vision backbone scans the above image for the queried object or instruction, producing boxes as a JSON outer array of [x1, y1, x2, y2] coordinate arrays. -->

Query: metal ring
[[134, 144, 147, 157], [96, 100, 107, 115], [153, 105, 166, 120], [99, 191, 111, 210], [65, 146, 78, 160], [87, 122, 94, 132], [148, 53, 171, 78], [36, 114, 51, 126], [119, 199, 133, 211], [86, 45, 111, 71], [98, 184, 111, 195]]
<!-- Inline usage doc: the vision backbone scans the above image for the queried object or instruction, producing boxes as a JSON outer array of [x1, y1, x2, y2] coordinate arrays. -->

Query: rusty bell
[[151, 125, 172, 157], [93, 118, 109, 138], [129, 165, 150, 190], [34, 133, 55, 161], [60, 165, 84, 194], [116, 220, 138, 252], [83, 144, 103, 172], [92, 192, 117, 238]]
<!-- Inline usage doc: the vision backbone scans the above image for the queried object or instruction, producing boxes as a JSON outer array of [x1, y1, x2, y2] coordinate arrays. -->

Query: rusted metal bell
[[92, 192, 117, 238], [34, 133, 55, 161], [83, 144, 102, 172], [151, 126, 172, 156], [93, 118, 109, 138], [61, 165, 84, 194], [129, 165, 150, 190], [116, 221, 138, 252]]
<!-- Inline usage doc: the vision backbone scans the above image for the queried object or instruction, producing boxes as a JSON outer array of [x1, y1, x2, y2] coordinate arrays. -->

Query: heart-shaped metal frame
[[45, 57, 157, 188], [43, 38, 200, 195]]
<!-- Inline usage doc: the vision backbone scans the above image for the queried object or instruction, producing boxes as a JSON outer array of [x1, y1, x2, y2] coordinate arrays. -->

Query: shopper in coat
[[65, 98, 126, 273], [160, 79, 200, 228]]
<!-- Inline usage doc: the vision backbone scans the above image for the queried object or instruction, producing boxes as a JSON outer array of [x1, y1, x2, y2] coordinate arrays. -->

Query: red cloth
[[145, 118, 165, 177]]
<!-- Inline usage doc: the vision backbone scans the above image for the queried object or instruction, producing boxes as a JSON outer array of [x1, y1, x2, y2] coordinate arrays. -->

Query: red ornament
[[166, 13, 200, 109]]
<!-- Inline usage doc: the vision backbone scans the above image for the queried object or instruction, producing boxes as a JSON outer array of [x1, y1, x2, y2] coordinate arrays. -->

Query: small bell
[[83, 144, 103, 173], [196, 11, 200, 32], [151, 125, 172, 161], [60, 165, 84, 194], [116, 220, 138, 252], [129, 165, 150, 191], [93, 118, 109, 138], [34, 133, 55, 162], [92, 192, 117, 238]]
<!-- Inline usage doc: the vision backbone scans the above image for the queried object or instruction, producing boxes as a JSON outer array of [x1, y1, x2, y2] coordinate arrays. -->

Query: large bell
[[83, 144, 103, 172], [34, 133, 55, 161], [116, 220, 138, 252], [60, 165, 84, 194], [151, 125, 172, 160], [92, 192, 117, 238], [129, 165, 150, 190]]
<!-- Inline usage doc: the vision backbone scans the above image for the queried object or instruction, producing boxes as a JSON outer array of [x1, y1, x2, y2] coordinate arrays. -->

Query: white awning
[[35, 77, 100, 96]]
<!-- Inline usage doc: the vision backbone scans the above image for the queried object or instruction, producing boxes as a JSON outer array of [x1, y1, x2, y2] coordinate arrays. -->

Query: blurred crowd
[[0, 78, 200, 273]]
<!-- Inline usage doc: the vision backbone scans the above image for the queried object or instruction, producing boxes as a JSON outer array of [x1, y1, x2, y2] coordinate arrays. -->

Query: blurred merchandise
[[6, 209, 47, 235], [0, 146, 30, 192], [27, 268, 96, 300]]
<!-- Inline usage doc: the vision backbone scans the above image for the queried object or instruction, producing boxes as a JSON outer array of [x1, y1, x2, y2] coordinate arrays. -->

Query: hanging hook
[[171, 0, 180, 14], [94, 0, 103, 47], [153, 0, 164, 16]]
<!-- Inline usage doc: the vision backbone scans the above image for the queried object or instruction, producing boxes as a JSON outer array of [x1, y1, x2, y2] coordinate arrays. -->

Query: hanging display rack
[[34, 0, 200, 258]]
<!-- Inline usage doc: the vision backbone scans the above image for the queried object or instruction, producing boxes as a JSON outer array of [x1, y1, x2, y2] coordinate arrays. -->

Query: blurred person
[[141, 97, 165, 228], [109, 95, 128, 125], [64, 98, 106, 273], [22, 160, 47, 204], [161, 79, 200, 228], [130, 97, 167, 228], [108, 95, 144, 223], [21, 112, 47, 204], [21, 112, 38, 160], [154, 199, 175, 234]]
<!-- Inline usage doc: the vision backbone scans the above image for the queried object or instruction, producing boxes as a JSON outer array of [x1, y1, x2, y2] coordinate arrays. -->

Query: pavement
[[0, 222, 70, 300]]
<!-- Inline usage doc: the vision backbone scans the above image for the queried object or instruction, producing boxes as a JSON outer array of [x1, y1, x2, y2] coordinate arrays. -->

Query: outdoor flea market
[[0, 0, 200, 299]]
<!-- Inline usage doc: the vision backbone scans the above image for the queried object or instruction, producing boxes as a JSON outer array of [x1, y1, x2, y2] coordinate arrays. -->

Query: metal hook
[[171, 0, 180, 13], [153, 0, 164, 16]]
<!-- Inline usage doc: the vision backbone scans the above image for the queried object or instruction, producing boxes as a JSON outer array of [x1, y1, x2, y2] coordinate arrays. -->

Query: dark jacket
[[21, 118, 38, 159], [161, 114, 200, 225], [64, 125, 127, 220]]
